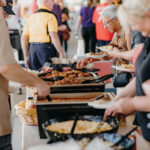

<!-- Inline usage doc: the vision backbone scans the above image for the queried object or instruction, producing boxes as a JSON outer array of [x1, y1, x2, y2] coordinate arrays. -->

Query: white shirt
[[6, 4, 21, 30]]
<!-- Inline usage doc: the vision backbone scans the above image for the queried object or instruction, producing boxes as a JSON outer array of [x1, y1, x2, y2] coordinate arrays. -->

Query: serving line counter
[[22, 115, 150, 150], [22, 117, 137, 150]]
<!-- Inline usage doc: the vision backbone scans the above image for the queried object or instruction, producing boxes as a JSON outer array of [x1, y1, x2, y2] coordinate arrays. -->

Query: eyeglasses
[[103, 18, 116, 27]]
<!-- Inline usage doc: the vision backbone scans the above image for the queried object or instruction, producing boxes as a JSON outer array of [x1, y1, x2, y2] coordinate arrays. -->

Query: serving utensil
[[82, 74, 114, 84], [77, 68, 100, 73], [112, 126, 137, 147], [71, 113, 79, 134], [46, 95, 52, 101], [93, 94, 105, 101], [41, 76, 64, 82]]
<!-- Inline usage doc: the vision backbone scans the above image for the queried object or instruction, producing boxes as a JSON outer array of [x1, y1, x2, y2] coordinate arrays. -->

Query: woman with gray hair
[[101, 4, 146, 63], [101, 4, 130, 65], [101, 4, 130, 50], [104, 0, 150, 148]]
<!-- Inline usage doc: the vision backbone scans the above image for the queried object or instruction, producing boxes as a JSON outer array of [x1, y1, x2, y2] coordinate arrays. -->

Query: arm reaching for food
[[0, 63, 50, 97], [104, 97, 136, 120], [104, 78, 150, 119], [112, 78, 136, 102], [104, 78, 136, 119]]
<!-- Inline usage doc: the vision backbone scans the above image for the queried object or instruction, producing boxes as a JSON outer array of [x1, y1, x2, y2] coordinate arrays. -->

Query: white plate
[[112, 65, 135, 73], [86, 53, 106, 58], [88, 101, 114, 109]]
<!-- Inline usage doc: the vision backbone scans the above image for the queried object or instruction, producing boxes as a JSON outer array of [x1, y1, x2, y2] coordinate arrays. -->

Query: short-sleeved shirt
[[135, 37, 150, 142], [23, 6, 58, 43], [92, 3, 114, 41], [131, 30, 146, 49], [80, 6, 95, 27], [0, 13, 16, 136]]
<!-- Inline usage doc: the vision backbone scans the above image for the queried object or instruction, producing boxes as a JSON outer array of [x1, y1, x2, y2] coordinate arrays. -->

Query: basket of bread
[[15, 99, 37, 126]]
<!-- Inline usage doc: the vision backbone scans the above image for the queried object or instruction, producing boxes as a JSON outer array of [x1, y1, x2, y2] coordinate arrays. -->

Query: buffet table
[[22, 118, 137, 150], [22, 124, 47, 150]]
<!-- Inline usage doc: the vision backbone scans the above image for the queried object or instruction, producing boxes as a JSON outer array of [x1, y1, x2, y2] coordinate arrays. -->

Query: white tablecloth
[[22, 123, 134, 150], [22, 124, 47, 150], [22, 116, 150, 150]]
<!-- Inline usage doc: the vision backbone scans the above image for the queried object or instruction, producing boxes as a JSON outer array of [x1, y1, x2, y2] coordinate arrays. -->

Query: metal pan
[[42, 115, 118, 143], [99, 133, 135, 150]]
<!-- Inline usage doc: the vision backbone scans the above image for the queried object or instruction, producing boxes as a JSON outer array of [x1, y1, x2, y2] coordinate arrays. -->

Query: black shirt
[[131, 30, 146, 49], [62, 7, 71, 31], [135, 37, 150, 141]]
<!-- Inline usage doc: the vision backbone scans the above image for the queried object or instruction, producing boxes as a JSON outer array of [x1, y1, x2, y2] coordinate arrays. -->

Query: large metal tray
[[42, 115, 118, 143], [35, 92, 115, 105]]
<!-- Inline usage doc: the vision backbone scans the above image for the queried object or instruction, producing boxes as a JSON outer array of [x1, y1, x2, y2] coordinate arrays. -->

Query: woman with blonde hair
[[104, 0, 150, 148]]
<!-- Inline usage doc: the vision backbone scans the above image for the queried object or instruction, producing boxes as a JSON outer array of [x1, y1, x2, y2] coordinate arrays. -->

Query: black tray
[[50, 84, 105, 93], [42, 115, 118, 143], [99, 133, 135, 150], [36, 105, 105, 139]]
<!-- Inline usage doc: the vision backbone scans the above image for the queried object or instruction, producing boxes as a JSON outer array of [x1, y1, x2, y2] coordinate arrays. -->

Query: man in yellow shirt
[[21, 0, 64, 70]]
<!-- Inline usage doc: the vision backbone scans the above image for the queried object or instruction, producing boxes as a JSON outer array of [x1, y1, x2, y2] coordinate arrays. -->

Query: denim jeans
[[0, 134, 12, 150]]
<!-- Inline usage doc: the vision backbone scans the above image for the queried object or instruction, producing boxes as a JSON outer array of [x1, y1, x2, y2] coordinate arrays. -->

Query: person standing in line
[[92, 0, 114, 47], [59, 0, 71, 57], [6, 0, 24, 60], [52, 0, 63, 44], [0, 0, 50, 149], [76, 0, 96, 53], [21, 0, 64, 71]]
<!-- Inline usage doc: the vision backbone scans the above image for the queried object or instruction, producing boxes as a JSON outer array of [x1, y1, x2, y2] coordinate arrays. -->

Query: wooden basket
[[15, 100, 38, 126]]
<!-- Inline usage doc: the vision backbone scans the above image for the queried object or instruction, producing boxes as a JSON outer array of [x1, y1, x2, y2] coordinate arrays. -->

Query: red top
[[31, 0, 38, 14], [92, 3, 114, 41], [132, 48, 142, 67]]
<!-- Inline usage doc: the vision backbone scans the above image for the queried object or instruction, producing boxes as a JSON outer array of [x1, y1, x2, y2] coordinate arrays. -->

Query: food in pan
[[54, 78, 82, 85], [46, 120, 113, 134], [42, 70, 93, 79]]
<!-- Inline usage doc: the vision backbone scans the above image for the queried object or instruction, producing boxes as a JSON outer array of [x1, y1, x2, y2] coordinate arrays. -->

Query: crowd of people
[[1, 0, 150, 149]]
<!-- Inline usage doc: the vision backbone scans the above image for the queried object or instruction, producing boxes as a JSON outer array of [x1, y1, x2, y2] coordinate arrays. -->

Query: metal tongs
[[71, 113, 79, 134], [82, 74, 114, 84], [77, 68, 100, 73], [41, 76, 64, 82], [93, 94, 105, 101]]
